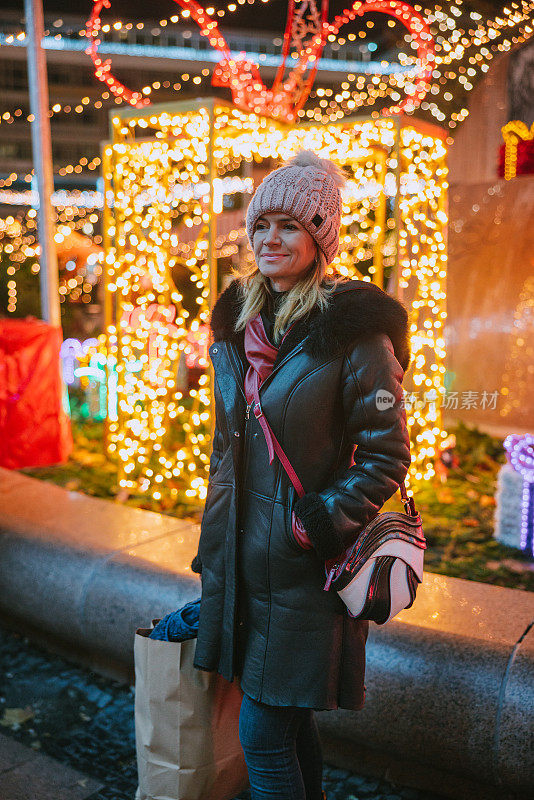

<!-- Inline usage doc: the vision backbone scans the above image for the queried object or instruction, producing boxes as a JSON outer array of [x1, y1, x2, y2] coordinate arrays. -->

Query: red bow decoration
[[86, 0, 434, 121]]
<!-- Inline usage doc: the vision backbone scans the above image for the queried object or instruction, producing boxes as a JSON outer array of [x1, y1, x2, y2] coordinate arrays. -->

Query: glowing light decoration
[[101, 107, 215, 502], [60, 337, 99, 384], [74, 352, 109, 420], [5, 1, 533, 131], [504, 434, 534, 555], [74, 346, 142, 422], [59, 338, 124, 420], [212, 0, 329, 121], [185, 324, 211, 368], [85, 0, 330, 118], [86, 0, 434, 121], [103, 98, 448, 500], [327, 1, 433, 116], [120, 304, 181, 388], [500, 274, 534, 422], [1, 210, 102, 315], [86, 0, 150, 107], [501, 120, 534, 180]]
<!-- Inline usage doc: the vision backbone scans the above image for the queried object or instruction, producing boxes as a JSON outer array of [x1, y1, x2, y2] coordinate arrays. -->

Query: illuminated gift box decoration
[[102, 98, 448, 503], [499, 121, 534, 181]]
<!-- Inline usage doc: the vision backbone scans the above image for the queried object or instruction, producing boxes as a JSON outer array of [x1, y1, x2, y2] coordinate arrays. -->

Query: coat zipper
[[324, 564, 339, 591], [241, 402, 254, 494]]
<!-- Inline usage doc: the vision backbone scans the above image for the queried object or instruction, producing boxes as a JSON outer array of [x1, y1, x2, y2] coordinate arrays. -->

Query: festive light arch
[[86, 0, 434, 121]]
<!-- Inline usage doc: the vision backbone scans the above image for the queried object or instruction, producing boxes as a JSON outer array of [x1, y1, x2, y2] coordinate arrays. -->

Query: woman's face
[[253, 212, 318, 291]]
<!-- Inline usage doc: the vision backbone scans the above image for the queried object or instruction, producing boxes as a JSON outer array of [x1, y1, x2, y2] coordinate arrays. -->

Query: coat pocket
[[283, 484, 307, 553], [210, 445, 233, 487], [199, 481, 232, 564]]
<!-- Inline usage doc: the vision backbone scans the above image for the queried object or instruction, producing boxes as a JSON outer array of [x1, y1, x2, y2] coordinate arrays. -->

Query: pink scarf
[[243, 313, 280, 406]]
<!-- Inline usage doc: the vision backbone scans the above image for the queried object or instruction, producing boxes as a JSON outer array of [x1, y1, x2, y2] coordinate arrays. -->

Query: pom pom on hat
[[246, 149, 344, 265], [283, 149, 346, 190]]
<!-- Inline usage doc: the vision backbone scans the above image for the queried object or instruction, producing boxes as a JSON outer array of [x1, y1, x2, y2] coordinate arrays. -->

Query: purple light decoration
[[60, 337, 99, 385], [60, 338, 82, 385], [504, 434, 534, 556]]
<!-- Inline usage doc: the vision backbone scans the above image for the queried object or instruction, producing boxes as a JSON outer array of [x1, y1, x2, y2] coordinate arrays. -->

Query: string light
[[0, 170, 254, 320], [300, 3, 534, 127], [500, 274, 534, 421], [4, 2, 527, 491], [301, 2, 534, 127], [0, 72, 217, 190], [424, 1, 534, 128], [0, 70, 212, 132], [85, 0, 227, 107], [0, 188, 102, 207], [0, 208, 103, 313]]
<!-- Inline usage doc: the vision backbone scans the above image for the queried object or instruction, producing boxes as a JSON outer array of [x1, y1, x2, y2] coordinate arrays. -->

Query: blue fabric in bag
[[148, 598, 201, 642]]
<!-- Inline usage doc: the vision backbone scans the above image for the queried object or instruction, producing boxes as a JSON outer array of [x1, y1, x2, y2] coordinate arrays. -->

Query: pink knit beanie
[[246, 150, 345, 265]]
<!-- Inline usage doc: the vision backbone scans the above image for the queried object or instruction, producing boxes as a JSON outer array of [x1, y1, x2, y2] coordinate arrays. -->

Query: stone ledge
[[0, 468, 201, 665], [0, 467, 532, 798], [317, 583, 533, 796]]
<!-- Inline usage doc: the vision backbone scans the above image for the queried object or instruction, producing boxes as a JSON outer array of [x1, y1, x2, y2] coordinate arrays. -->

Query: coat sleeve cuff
[[293, 492, 346, 561], [191, 554, 203, 574]]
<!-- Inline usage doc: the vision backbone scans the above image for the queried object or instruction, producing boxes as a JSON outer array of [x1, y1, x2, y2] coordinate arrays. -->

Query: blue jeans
[[238, 693, 324, 800]]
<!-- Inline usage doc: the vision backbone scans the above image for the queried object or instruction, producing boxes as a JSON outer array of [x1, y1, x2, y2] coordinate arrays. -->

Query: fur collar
[[210, 278, 410, 371]]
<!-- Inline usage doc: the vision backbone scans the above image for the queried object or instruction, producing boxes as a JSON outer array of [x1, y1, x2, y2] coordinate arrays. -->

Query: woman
[[191, 150, 411, 799]]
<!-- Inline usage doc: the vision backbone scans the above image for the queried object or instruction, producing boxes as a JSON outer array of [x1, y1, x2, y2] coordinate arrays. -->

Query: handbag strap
[[251, 382, 417, 515], [252, 388, 306, 498]]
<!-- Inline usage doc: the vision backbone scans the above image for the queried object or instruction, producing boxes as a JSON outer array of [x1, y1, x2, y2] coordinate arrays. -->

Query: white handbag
[[322, 485, 426, 625]]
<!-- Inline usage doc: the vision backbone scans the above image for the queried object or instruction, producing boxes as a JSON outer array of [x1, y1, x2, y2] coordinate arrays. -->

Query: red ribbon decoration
[[85, 0, 434, 121]]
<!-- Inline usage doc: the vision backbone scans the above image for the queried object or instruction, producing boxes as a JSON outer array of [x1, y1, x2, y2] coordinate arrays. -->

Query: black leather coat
[[192, 278, 411, 710]]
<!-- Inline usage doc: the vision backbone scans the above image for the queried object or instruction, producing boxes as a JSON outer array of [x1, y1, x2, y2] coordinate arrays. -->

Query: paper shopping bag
[[134, 625, 249, 800]]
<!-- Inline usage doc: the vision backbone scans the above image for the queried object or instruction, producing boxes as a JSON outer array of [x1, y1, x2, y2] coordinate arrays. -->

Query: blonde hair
[[232, 250, 340, 346]]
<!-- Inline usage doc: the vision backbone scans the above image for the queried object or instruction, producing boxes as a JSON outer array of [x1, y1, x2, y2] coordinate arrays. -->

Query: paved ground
[[0, 625, 447, 800], [0, 733, 102, 800]]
